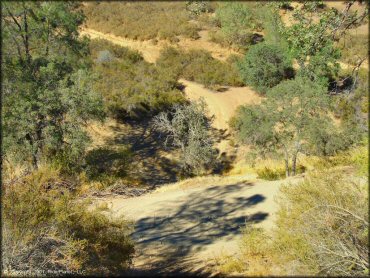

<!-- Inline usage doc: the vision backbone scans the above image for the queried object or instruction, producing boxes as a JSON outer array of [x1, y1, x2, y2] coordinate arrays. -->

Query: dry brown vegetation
[[216, 165, 368, 276], [2, 166, 134, 276], [157, 47, 243, 88], [82, 2, 200, 41], [89, 39, 186, 119]]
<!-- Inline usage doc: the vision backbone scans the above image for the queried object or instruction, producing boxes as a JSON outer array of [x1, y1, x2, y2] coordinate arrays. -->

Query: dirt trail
[[180, 79, 261, 131], [80, 28, 161, 63], [96, 174, 303, 275], [80, 27, 239, 63], [80, 27, 262, 145], [83, 27, 297, 275]]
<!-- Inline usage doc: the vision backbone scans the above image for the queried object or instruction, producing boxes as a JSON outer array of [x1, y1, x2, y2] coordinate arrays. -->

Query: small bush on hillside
[[90, 38, 143, 63], [214, 2, 263, 49], [157, 47, 243, 88], [238, 43, 293, 94], [96, 50, 115, 63], [2, 167, 134, 275], [215, 3, 252, 48]]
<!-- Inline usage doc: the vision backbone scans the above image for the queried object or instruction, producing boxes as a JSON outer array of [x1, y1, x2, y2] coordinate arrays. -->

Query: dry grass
[[82, 2, 200, 41], [216, 168, 369, 276]]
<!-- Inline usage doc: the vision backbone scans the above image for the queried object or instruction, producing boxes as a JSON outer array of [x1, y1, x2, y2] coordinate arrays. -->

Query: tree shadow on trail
[[127, 182, 268, 276], [105, 119, 180, 187]]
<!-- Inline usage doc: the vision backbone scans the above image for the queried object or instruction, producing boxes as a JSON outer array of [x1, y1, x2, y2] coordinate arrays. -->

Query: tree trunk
[[284, 158, 290, 177], [284, 147, 290, 177], [31, 152, 38, 170], [292, 152, 298, 176]]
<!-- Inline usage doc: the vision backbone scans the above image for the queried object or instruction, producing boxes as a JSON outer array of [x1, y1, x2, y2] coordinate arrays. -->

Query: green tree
[[154, 100, 217, 176], [238, 43, 292, 94], [2, 2, 105, 169], [231, 78, 339, 177], [277, 0, 368, 87]]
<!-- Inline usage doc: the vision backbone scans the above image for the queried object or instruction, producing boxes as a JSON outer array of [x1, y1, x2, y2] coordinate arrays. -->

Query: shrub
[[238, 43, 292, 93], [96, 50, 115, 63], [2, 166, 134, 275], [274, 170, 368, 275], [154, 100, 218, 176], [84, 146, 133, 181], [186, 1, 212, 18], [156, 47, 243, 88]]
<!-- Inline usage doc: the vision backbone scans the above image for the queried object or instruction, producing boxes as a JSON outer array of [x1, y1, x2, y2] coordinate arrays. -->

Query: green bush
[[157, 47, 243, 88], [186, 1, 212, 18], [238, 43, 293, 94], [2, 166, 134, 275]]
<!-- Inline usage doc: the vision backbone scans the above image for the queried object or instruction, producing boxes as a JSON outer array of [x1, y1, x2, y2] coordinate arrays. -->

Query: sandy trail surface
[[96, 175, 302, 275], [180, 79, 261, 131]]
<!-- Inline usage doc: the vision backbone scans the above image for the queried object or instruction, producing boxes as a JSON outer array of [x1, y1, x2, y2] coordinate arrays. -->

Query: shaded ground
[[87, 119, 180, 187], [98, 175, 303, 276]]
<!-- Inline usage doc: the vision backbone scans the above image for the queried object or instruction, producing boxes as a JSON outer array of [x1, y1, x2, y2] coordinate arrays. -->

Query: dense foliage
[[2, 167, 134, 275], [230, 78, 355, 176], [2, 2, 105, 169], [83, 2, 200, 41], [214, 2, 262, 49], [238, 43, 293, 93], [277, 1, 369, 87]]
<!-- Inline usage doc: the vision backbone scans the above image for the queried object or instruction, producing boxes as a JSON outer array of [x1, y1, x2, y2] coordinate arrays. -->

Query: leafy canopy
[[276, 1, 368, 86], [238, 43, 292, 94], [2, 2, 105, 168], [231, 77, 343, 176]]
